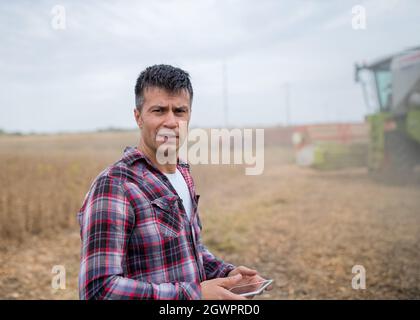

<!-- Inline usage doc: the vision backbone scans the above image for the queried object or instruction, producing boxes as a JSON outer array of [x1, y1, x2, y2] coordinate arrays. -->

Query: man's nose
[[163, 111, 177, 128]]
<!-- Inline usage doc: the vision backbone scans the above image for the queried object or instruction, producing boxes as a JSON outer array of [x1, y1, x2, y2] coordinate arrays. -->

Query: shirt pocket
[[151, 195, 183, 238]]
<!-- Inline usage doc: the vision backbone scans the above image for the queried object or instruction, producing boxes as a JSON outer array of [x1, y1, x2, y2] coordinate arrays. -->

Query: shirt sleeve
[[78, 176, 201, 300], [194, 214, 236, 280], [199, 243, 236, 280]]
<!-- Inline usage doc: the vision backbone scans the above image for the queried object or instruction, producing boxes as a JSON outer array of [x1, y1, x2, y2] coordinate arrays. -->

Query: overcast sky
[[1, 0, 419, 133]]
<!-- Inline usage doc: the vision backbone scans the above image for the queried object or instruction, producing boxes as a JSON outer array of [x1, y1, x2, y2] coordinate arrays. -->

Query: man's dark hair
[[135, 64, 193, 111]]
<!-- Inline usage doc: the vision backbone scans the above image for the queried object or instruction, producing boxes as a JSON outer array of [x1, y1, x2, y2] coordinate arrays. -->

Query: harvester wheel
[[379, 131, 420, 183]]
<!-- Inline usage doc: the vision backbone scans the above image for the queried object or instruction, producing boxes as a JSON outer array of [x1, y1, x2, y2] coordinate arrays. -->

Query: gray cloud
[[1, 0, 420, 133]]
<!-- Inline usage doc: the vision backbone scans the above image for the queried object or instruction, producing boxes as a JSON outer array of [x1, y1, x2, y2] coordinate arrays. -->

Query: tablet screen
[[229, 279, 273, 297]]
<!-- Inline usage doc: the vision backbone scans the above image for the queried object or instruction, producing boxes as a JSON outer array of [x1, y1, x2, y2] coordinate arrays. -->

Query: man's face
[[134, 86, 191, 156]]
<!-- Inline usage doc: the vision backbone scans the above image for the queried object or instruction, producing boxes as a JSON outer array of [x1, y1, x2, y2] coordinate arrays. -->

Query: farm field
[[0, 130, 419, 299]]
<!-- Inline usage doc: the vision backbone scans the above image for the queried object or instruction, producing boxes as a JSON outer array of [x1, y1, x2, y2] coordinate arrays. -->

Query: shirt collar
[[122, 146, 190, 169]]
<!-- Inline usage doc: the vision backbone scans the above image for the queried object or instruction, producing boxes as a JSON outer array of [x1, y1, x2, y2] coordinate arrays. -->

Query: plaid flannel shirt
[[77, 146, 235, 300]]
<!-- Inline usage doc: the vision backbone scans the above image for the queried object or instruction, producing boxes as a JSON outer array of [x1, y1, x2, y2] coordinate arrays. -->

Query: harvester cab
[[355, 47, 420, 174]]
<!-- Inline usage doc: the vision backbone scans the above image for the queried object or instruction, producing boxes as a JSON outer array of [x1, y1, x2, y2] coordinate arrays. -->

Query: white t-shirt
[[164, 169, 193, 221]]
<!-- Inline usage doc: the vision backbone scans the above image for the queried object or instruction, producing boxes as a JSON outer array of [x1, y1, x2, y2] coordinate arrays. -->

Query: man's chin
[[156, 141, 179, 149], [155, 144, 179, 165], [155, 142, 179, 155]]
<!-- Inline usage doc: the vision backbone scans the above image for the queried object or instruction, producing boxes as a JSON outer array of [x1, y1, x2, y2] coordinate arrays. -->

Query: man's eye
[[153, 109, 163, 113]]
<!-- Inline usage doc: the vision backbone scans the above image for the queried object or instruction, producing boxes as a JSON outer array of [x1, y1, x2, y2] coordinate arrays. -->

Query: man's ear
[[134, 108, 143, 129]]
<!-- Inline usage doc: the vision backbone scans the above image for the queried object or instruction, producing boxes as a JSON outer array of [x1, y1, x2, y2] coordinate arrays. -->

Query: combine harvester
[[292, 122, 369, 170], [293, 46, 420, 174], [355, 46, 420, 176]]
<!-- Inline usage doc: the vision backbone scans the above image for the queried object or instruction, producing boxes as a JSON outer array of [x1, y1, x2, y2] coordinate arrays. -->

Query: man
[[78, 64, 268, 299]]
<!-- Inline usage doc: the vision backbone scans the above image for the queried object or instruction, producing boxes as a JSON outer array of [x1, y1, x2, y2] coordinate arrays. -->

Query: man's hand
[[200, 274, 248, 300], [227, 266, 273, 298], [228, 265, 259, 278]]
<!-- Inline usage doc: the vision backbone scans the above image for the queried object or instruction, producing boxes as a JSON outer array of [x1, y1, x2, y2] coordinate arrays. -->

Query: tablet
[[229, 279, 273, 297]]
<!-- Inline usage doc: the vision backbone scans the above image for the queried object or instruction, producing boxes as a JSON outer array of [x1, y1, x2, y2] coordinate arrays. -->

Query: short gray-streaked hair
[[135, 64, 193, 111]]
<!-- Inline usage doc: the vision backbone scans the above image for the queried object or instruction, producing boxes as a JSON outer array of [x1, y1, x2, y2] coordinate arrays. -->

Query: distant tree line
[[0, 128, 24, 136]]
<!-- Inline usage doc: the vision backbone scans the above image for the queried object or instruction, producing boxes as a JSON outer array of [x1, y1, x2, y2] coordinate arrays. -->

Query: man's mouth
[[156, 132, 179, 143]]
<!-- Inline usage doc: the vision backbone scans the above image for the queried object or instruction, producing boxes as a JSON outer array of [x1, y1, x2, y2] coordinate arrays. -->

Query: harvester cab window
[[374, 69, 392, 111]]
